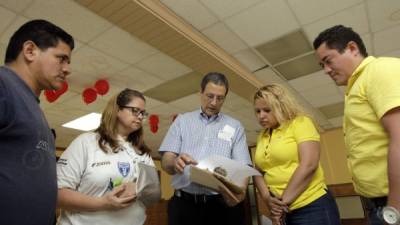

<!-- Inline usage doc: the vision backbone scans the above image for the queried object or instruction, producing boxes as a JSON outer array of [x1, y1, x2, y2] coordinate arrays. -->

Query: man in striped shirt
[[159, 72, 251, 225]]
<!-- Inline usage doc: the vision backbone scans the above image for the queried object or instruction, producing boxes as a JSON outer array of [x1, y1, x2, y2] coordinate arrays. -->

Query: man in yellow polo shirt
[[313, 25, 400, 225]]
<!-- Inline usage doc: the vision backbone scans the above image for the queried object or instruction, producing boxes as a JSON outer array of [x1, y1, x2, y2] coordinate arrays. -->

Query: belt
[[362, 196, 387, 210], [174, 190, 223, 204]]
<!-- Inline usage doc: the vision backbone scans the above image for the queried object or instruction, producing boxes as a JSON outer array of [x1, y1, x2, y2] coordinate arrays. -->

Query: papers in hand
[[136, 162, 161, 207], [189, 155, 261, 194]]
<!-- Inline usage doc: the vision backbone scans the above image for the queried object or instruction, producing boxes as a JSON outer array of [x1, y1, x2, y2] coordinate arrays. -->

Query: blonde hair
[[253, 84, 306, 125], [95, 88, 150, 154]]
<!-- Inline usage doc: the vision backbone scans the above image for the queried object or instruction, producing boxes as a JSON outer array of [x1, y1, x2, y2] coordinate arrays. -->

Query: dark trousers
[[361, 196, 387, 225], [285, 191, 341, 225], [168, 191, 246, 225]]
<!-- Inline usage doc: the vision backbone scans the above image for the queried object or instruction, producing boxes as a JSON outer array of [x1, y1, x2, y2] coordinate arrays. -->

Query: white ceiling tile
[[144, 97, 164, 110], [288, 0, 363, 25], [0, 0, 33, 12], [71, 45, 129, 76], [233, 49, 266, 72], [112, 66, 164, 92], [147, 103, 186, 116], [169, 93, 200, 111], [39, 90, 80, 110], [362, 34, 373, 55], [61, 92, 108, 113], [160, 0, 218, 30], [328, 116, 343, 128], [374, 24, 400, 55], [307, 94, 344, 108], [89, 26, 159, 64], [254, 67, 287, 85], [225, 0, 299, 46], [304, 4, 369, 42], [367, 0, 400, 32], [67, 70, 98, 93], [383, 49, 400, 58], [300, 83, 343, 107], [23, 0, 112, 43], [0, 16, 28, 45], [135, 53, 192, 81], [0, 6, 16, 33], [201, 22, 248, 54], [224, 91, 253, 112], [288, 70, 333, 92], [200, 0, 263, 20]]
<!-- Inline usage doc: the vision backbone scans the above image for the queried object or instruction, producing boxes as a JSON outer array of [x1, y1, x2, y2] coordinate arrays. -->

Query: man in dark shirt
[[0, 19, 74, 225]]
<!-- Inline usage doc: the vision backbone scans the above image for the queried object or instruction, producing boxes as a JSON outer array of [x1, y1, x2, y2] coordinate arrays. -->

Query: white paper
[[195, 155, 261, 186], [136, 162, 161, 207]]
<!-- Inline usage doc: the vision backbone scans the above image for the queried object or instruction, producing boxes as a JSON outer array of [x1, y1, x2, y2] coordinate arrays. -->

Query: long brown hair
[[95, 88, 151, 154]]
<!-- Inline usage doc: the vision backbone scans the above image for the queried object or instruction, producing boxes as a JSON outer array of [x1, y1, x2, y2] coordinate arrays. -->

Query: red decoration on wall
[[82, 88, 97, 104], [44, 81, 69, 103], [149, 114, 159, 134], [44, 90, 58, 103], [56, 81, 68, 95], [94, 79, 109, 96]]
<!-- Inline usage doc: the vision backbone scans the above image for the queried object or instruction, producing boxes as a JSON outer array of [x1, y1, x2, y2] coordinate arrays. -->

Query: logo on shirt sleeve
[[118, 162, 130, 177]]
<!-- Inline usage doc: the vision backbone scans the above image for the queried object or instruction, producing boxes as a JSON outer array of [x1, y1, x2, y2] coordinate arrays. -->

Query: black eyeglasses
[[121, 106, 148, 119], [205, 93, 225, 103]]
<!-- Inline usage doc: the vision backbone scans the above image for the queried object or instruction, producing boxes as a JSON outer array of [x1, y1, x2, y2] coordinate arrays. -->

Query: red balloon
[[55, 81, 68, 96], [149, 114, 159, 126], [82, 88, 97, 104], [150, 124, 158, 133], [94, 79, 109, 95], [44, 90, 58, 103]]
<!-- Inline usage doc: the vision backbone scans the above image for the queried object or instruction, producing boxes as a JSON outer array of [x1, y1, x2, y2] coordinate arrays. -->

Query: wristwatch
[[382, 206, 400, 225]]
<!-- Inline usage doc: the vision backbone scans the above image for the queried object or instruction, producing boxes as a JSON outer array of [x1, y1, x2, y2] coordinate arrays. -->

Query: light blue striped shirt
[[159, 109, 251, 194]]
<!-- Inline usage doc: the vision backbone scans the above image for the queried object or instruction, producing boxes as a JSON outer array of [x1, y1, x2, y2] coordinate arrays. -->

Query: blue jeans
[[285, 191, 341, 225], [361, 196, 387, 225], [366, 207, 384, 225]]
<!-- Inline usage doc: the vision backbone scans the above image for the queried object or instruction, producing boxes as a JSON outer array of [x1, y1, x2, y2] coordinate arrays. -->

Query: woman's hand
[[118, 182, 136, 198], [101, 184, 136, 210], [263, 195, 288, 217]]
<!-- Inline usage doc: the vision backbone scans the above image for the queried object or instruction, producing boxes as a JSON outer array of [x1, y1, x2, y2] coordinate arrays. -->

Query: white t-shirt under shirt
[[57, 132, 155, 225]]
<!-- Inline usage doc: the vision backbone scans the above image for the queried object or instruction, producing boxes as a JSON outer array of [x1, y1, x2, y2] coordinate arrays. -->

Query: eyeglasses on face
[[204, 93, 225, 103], [121, 106, 148, 119]]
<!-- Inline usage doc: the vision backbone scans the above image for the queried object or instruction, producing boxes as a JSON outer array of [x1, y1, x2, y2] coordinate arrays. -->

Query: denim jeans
[[361, 196, 387, 225], [285, 191, 341, 225], [366, 206, 384, 225]]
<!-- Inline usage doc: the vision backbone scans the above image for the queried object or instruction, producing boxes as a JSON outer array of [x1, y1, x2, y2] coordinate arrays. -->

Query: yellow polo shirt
[[344, 56, 400, 198], [254, 116, 326, 210]]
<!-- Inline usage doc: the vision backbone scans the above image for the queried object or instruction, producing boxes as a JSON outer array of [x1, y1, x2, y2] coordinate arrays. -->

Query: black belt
[[362, 196, 387, 210], [175, 190, 223, 204]]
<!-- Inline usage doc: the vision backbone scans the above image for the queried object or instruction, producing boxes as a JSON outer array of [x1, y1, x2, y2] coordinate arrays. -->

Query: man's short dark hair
[[5, 19, 74, 64], [313, 25, 368, 57], [200, 72, 229, 95]]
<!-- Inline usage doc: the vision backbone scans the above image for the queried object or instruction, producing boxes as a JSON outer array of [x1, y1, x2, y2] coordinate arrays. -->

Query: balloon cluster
[[82, 79, 110, 104], [44, 81, 68, 103]]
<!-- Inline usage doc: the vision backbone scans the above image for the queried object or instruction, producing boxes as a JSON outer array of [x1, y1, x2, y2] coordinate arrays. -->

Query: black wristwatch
[[382, 206, 400, 225]]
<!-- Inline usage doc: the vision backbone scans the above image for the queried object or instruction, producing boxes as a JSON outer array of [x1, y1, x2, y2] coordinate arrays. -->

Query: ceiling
[[1, 0, 400, 156]]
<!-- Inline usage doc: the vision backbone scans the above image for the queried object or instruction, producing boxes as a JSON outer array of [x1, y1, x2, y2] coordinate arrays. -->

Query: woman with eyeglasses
[[57, 88, 155, 225], [253, 84, 341, 225]]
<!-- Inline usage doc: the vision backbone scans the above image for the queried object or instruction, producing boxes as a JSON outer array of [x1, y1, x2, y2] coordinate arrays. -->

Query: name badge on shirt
[[218, 125, 235, 142]]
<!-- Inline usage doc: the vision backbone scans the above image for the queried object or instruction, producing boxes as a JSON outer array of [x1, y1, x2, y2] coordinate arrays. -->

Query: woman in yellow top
[[253, 84, 341, 225]]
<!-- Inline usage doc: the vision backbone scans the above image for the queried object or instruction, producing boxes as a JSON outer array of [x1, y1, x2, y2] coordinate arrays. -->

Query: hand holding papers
[[189, 155, 261, 194], [136, 162, 161, 207]]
